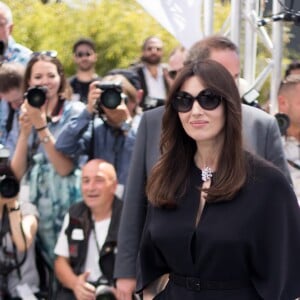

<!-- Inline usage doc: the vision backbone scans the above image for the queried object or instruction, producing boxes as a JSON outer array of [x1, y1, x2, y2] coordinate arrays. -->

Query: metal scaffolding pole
[[243, 0, 258, 85], [270, 0, 283, 114], [204, 0, 214, 36], [230, 0, 241, 48]]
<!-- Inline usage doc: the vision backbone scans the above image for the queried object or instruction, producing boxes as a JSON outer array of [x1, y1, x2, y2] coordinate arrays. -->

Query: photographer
[[10, 53, 84, 268], [0, 164, 39, 299], [54, 159, 122, 300], [56, 72, 142, 197]]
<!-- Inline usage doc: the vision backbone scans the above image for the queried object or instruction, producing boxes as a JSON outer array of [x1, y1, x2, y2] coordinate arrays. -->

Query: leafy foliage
[[5, 0, 180, 76]]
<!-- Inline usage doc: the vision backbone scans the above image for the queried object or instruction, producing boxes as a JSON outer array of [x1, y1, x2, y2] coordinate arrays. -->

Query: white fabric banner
[[136, 0, 203, 49]]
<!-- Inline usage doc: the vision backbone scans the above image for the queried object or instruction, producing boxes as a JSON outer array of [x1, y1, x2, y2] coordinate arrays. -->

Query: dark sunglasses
[[31, 50, 57, 58], [145, 46, 162, 52], [75, 51, 92, 58], [172, 89, 223, 113], [168, 69, 181, 80]]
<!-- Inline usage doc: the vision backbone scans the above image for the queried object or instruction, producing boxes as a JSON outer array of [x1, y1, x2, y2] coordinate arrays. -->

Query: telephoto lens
[[25, 86, 47, 108], [96, 82, 122, 110]]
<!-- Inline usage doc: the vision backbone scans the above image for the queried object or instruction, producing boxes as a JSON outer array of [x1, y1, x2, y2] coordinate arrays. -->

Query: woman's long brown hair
[[146, 60, 246, 207]]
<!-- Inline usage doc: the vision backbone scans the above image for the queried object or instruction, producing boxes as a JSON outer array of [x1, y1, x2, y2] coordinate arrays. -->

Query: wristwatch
[[8, 203, 20, 212], [40, 135, 50, 144], [120, 120, 132, 132]]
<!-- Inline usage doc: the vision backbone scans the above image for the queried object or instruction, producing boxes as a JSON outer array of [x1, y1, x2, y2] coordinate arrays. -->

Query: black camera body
[[96, 82, 123, 110], [89, 278, 116, 300], [25, 86, 47, 108], [0, 40, 5, 57], [0, 174, 19, 199], [0, 145, 19, 199]]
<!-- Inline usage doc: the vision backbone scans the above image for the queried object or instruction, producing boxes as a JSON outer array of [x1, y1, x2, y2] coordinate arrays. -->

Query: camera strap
[[0, 206, 22, 279], [88, 115, 96, 160], [92, 221, 101, 255], [287, 159, 300, 170]]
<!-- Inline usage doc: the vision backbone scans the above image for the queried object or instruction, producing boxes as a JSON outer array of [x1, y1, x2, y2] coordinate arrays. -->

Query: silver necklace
[[202, 166, 213, 182]]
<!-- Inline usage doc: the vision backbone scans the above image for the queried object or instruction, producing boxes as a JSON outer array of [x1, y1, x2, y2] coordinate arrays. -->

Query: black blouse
[[136, 153, 300, 300]]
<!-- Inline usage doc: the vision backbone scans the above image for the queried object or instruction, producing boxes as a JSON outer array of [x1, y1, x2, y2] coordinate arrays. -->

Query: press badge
[[71, 228, 84, 240], [16, 284, 37, 300]]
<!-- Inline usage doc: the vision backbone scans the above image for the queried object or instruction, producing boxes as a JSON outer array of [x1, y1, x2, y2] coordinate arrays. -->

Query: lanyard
[[92, 222, 101, 255]]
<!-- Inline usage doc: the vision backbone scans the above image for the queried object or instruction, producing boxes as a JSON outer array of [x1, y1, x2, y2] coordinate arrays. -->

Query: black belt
[[169, 273, 251, 291]]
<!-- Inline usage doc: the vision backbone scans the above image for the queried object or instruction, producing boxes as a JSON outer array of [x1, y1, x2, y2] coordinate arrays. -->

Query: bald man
[[54, 159, 123, 300]]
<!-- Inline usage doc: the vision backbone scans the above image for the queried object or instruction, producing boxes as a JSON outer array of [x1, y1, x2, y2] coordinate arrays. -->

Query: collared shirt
[[143, 64, 167, 100], [2, 36, 32, 65], [282, 136, 300, 204]]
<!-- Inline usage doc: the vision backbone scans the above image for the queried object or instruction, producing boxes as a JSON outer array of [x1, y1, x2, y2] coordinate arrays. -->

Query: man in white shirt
[[54, 159, 122, 300], [132, 36, 168, 110]]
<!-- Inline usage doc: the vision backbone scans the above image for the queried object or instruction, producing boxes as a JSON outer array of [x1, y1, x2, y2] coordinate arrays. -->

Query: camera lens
[[0, 176, 20, 198], [100, 89, 122, 109], [95, 286, 116, 300], [96, 82, 122, 110], [26, 86, 47, 108]]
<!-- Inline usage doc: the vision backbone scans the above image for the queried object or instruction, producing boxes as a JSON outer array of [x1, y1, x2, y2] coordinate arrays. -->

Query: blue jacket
[[55, 109, 138, 185]]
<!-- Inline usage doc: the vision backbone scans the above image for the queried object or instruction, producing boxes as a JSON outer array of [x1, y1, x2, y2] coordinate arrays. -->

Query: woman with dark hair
[[11, 53, 85, 266], [136, 60, 300, 299]]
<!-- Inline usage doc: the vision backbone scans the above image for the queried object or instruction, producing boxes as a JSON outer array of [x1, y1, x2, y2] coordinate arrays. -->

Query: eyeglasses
[[75, 51, 93, 58], [172, 89, 223, 113], [31, 50, 58, 58], [145, 46, 162, 52]]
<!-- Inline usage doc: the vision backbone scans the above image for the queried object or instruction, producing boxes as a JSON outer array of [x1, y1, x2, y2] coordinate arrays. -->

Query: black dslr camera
[[96, 82, 123, 111], [24, 86, 48, 108], [90, 279, 140, 300], [89, 277, 116, 300], [0, 145, 19, 198]]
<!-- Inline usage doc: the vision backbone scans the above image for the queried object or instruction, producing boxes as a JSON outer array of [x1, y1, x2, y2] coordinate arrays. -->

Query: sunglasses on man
[[75, 51, 93, 58], [172, 89, 223, 113]]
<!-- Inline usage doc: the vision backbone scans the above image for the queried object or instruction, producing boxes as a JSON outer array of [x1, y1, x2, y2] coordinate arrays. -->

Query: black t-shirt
[[69, 75, 100, 104]]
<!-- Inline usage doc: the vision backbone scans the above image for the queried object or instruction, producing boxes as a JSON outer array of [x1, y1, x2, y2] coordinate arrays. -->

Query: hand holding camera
[[24, 86, 48, 108], [87, 81, 131, 129], [22, 86, 48, 132], [72, 271, 97, 300]]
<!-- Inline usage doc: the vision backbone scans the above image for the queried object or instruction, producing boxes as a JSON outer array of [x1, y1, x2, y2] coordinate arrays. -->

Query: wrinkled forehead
[[82, 160, 116, 181]]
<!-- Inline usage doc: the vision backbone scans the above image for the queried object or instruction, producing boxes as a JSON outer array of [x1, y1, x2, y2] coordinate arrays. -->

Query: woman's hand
[[18, 103, 33, 138], [23, 100, 47, 130]]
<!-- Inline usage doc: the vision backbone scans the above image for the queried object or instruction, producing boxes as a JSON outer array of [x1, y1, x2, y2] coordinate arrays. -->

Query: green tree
[[5, 0, 180, 76]]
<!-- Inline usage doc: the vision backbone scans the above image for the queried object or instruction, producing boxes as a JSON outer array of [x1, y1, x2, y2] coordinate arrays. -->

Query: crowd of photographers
[[0, 2, 172, 298], [0, 1, 300, 300]]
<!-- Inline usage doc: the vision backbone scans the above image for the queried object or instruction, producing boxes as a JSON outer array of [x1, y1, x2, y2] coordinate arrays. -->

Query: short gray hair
[[0, 2, 13, 25]]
